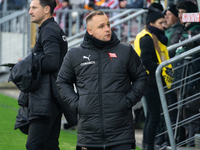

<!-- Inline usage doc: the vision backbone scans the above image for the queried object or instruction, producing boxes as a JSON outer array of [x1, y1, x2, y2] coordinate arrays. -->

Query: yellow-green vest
[[134, 29, 173, 89]]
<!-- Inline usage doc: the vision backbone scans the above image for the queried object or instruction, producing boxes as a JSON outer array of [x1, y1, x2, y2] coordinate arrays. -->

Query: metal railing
[[65, 9, 147, 49], [0, 9, 31, 72], [67, 9, 136, 42], [155, 41, 200, 150], [0, 8, 147, 76]]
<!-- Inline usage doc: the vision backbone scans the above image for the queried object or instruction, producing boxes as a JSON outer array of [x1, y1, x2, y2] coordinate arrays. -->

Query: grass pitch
[[0, 92, 141, 150]]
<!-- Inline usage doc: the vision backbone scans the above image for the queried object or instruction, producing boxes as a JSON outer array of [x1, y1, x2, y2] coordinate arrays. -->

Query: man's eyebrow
[[98, 23, 105, 27]]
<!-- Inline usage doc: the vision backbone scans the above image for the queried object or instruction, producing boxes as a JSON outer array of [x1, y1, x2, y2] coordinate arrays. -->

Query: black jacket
[[56, 32, 148, 148], [173, 22, 200, 88], [28, 17, 68, 117], [165, 21, 182, 57], [140, 35, 161, 88], [14, 17, 77, 133]]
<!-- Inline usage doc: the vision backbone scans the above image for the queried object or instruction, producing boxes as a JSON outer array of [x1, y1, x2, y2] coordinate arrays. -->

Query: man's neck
[[38, 15, 52, 27]]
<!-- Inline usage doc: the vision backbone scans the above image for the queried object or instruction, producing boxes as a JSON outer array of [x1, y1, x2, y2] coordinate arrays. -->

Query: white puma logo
[[62, 35, 67, 41], [83, 55, 91, 61]]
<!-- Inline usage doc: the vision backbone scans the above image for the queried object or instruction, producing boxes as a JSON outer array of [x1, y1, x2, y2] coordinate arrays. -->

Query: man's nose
[[29, 8, 32, 14], [105, 26, 110, 31]]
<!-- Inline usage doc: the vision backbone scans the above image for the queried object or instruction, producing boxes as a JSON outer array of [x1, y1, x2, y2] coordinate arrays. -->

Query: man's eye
[[100, 26, 103, 28], [107, 24, 110, 27]]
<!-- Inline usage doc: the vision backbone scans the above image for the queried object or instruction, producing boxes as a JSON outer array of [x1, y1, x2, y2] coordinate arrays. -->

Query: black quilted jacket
[[56, 32, 148, 148]]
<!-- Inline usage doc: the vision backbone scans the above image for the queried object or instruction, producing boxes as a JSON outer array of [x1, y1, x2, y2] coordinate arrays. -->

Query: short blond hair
[[85, 10, 106, 25]]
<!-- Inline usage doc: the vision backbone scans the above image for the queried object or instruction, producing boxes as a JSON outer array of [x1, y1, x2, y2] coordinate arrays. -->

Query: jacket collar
[[38, 17, 54, 31], [81, 30, 120, 50]]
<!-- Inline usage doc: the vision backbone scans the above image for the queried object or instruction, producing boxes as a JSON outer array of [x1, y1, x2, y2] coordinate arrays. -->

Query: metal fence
[[154, 34, 200, 150], [0, 9, 31, 72], [62, 9, 147, 49], [54, 8, 143, 37], [0, 8, 147, 74]]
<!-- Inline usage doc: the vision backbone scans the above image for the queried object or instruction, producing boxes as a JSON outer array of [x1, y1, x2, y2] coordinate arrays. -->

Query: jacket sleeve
[[40, 27, 60, 73], [126, 45, 149, 106], [56, 51, 79, 112]]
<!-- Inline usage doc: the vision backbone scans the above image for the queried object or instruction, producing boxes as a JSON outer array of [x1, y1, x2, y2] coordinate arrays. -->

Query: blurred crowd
[[133, 0, 200, 149]]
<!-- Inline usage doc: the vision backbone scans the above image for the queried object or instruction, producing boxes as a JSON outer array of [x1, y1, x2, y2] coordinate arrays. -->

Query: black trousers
[[26, 102, 62, 150], [76, 143, 132, 150], [143, 86, 161, 150]]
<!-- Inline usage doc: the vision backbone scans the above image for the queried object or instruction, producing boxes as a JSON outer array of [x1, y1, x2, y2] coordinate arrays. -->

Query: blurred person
[[120, 0, 143, 9], [119, 0, 127, 8], [134, 5, 173, 150], [153, 4, 182, 148], [26, 0, 77, 149], [53, 0, 63, 22], [0, 0, 3, 10], [165, 5, 181, 49], [173, 1, 200, 146], [149, 2, 164, 12], [84, 0, 120, 30], [84, 0, 106, 10], [7, 0, 27, 10], [59, 0, 72, 35], [84, 0, 119, 10], [56, 10, 149, 150]]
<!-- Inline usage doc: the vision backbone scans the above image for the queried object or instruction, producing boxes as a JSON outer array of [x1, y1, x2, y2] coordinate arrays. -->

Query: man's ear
[[87, 27, 92, 36], [44, 6, 50, 14]]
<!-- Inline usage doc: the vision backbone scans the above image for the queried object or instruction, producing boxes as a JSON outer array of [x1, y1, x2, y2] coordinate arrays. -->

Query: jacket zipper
[[98, 50, 105, 147]]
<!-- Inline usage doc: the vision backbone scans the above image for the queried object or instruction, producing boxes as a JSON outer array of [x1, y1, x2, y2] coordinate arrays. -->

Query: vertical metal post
[[138, 15, 142, 33], [27, 12, 31, 54], [2, 0, 7, 17], [141, 97, 147, 117], [68, 12, 72, 37], [76, 11, 80, 35], [156, 65, 177, 150], [127, 12, 131, 42], [197, 0, 200, 13]]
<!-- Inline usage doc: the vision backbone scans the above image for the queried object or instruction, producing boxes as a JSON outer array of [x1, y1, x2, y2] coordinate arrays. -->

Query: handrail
[[155, 45, 200, 150], [0, 9, 27, 24], [167, 34, 200, 52], [68, 9, 147, 49], [67, 9, 141, 42], [110, 9, 147, 27]]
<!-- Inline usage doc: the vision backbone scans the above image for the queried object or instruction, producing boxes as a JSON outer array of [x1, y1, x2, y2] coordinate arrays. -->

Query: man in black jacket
[[56, 10, 149, 150], [25, 0, 77, 149]]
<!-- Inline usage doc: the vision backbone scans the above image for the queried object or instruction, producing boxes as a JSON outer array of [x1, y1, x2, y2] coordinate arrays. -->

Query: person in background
[[84, 0, 119, 10], [53, 0, 63, 23], [173, 1, 200, 146], [56, 10, 149, 150], [165, 4, 182, 52], [26, 0, 77, 149], [134, 5, 173, 150], [119, 0, 143, 9], [154, 4, 181, 148], [0, 0, 3, 10], [59, 0, 71, 35]]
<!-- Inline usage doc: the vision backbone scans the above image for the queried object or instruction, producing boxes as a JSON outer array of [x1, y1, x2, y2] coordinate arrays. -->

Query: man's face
[[87, 15, 112, 42], [150, 17, 165, 31], [166, 10, 179, 28], [29, 0, 47, 26], [178, 9, 187, 24]]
